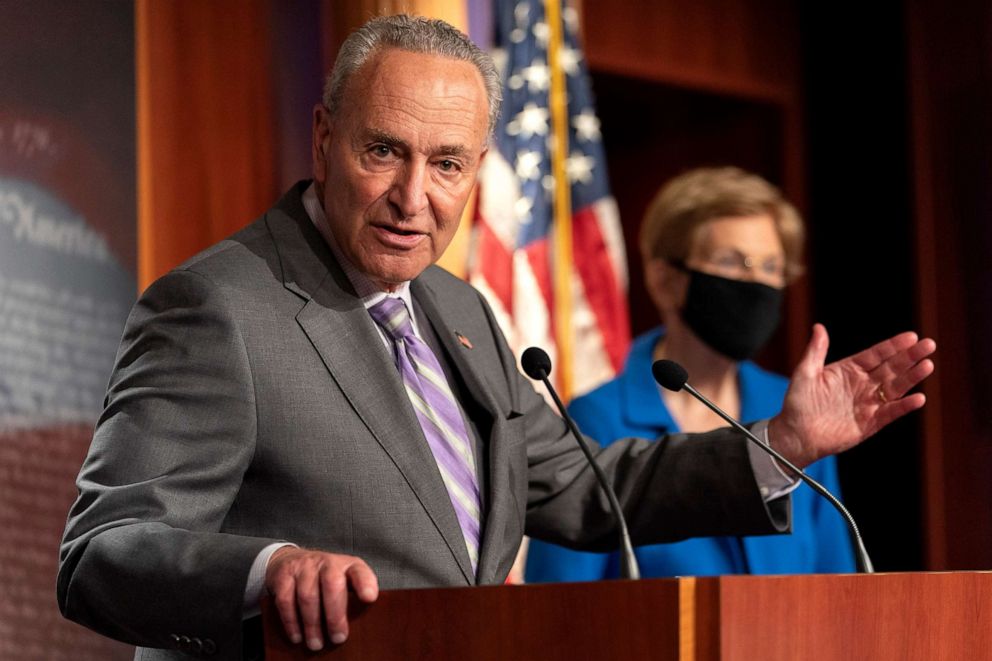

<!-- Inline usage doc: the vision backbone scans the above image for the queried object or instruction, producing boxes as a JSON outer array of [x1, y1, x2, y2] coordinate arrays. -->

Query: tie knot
[[369, 296, 415, 341]]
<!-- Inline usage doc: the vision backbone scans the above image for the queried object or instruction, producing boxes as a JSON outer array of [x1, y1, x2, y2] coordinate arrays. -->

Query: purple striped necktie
[[368, 296, 481, 573]]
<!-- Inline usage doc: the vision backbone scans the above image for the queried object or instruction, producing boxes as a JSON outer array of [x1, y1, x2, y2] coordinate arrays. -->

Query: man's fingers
[[320, 560, 378, 645], [850, 331, 919, 371], [871, 337, 937, 380], [796, 323, 829, 378], [271, 574, 303, 646], [321, 566, 350, 645], [869, 338, 936, 404], [881, 358, 935, 402], [265, 549, 380, 650], [874, 392, 927, 431], [296, 565, 325, 651], [346, 561, 380, 604], [901, 338, 937, 370]]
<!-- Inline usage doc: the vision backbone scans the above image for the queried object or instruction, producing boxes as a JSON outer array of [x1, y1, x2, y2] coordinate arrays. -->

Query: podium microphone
[[521, 347, 641, 580], [652, 359, 874, 574]]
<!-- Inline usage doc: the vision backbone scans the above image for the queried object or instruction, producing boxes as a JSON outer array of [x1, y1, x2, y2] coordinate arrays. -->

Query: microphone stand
[[680, 379, 874, 574], [522, 348, 640, 580]]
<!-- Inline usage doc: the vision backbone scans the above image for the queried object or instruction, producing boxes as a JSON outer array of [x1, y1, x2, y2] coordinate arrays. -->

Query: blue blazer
[[526, 328, 856, 581]]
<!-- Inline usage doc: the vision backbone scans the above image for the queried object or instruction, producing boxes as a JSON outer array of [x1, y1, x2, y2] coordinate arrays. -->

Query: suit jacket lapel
[[411, 277, 500, 427], [412, 276, 512, 584], [265, 189, 476, 584]]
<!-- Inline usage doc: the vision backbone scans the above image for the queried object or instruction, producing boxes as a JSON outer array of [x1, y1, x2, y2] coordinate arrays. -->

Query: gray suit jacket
[[57, 183, 786, 660]]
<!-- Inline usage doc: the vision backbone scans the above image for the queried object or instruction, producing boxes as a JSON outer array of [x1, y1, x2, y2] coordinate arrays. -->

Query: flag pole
[[545, 0, 573, 400]]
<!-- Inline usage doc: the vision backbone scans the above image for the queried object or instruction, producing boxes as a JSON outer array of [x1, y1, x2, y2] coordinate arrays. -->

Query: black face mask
[[680, 269, 783, 361]]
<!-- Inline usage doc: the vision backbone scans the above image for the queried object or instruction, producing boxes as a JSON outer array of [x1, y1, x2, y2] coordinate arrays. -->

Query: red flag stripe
[[572, 205, 629, 373], [473, 217, 515, 315]]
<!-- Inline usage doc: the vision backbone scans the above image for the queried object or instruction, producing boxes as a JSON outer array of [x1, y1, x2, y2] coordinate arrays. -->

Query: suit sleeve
[[473, 292, 789, 553], [57, 269, 277, 655]]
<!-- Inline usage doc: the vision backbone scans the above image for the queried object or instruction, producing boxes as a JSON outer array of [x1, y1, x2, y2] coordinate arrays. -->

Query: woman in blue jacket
[[526, 167, 855, 581]]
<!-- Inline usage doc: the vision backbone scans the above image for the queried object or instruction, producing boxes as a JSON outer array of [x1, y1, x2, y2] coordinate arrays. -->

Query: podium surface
[[263, 571, 992, 660]]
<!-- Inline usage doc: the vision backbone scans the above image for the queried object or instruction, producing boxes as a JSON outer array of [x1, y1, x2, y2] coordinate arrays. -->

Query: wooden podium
[[262, 572, 992, 660]]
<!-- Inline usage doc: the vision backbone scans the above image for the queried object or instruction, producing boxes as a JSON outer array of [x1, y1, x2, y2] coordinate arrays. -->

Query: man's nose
[[389, 161, 430, 218]]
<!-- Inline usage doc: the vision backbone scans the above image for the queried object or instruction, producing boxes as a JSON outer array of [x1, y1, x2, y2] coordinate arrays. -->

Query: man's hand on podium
[[265, 547, 379, 651]]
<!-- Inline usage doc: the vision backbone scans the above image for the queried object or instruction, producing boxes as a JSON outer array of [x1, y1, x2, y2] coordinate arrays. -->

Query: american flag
[[469, 0, 630, 399]]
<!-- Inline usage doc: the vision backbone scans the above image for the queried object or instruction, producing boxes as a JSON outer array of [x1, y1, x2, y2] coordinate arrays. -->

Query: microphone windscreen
[[652, 359, 688, 391], [521, 347, 553, 380]]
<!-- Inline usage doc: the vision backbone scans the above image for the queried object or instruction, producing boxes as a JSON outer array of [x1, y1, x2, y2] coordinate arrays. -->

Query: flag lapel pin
[[456, 332, 473, 349]]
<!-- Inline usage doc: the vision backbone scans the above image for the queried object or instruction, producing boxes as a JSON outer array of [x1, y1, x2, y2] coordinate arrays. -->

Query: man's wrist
[[749, 419, 800, 501], [766, 415, 811, 469], [243, 542, 297, 616]]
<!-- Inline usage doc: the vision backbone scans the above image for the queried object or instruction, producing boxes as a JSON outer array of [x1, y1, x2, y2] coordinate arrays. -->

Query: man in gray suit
[[58, 15, 935, 661]]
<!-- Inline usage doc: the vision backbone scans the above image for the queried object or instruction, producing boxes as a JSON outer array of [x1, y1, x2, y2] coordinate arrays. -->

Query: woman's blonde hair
[[639, 167, 805, 282]]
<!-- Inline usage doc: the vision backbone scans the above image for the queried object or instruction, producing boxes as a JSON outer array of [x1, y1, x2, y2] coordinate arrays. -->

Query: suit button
[[190, 637, 204, 654], [202, 638, 217, 656], [169, 634, 181, 647], [177, 635, 192, 652]]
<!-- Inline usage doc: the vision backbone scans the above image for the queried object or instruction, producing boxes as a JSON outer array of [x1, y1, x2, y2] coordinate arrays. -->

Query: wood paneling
[[581, 0, 801, 103], [263, 573, 992, 660], [907, 0, 992, 570], [137, 0, 279, 290], [712, 572, 992, 660], [264, 581, 682, 660]]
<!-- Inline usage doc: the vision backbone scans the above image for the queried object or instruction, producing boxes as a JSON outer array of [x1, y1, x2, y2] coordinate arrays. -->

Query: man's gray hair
[[323, 14, 502, 138]]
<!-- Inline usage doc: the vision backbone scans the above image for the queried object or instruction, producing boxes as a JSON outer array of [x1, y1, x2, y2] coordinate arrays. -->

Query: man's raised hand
[[769, 323, 936, 468]]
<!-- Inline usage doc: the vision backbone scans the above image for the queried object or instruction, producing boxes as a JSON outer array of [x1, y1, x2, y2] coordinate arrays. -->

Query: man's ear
[[471, 146, 489, 184], [312, 103, 331, 182]]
